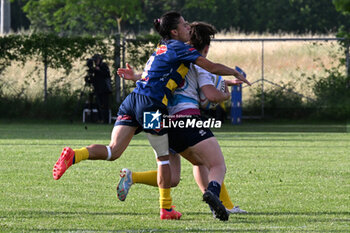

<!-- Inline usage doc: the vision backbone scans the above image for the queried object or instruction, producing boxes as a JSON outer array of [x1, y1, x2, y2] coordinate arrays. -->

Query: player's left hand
[[225, 79, 243, 86], [117, 63, 138, 82]]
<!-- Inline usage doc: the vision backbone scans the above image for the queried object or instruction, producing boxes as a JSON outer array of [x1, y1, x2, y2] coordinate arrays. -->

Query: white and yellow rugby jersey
[[167, 64, 220, 115]]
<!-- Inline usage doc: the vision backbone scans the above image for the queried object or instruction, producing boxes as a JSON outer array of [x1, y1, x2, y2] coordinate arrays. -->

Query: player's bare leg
[[117, 152, 181, 201], [53, 125, 136, 180], [181, 137, 228, 221], [192, 165, 247, 214], [147, 133, 182, 220]]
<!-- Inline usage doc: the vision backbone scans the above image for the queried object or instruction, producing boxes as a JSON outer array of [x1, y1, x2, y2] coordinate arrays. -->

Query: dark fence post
[[261, 40, 265, 118], [44, 55, 48, 102], [114, 33, 121, 105], [346, 43, 349, 78], [122, 38, 126, 99]]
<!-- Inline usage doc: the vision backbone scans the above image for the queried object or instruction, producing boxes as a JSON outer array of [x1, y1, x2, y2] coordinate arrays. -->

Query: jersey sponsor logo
[[189, 48, 196, 52], [140, 76, 149, 82], [156, 45, 168, 55]]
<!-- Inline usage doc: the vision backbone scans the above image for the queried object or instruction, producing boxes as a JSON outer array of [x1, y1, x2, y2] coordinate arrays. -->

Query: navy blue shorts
[[114, 92, 168, 135], [168, 115, 214, 153]]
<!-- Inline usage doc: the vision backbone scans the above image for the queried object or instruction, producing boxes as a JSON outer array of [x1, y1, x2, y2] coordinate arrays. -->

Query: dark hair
[[154, 11, 182, 40], [190, 22, 217, 52], [92, 54, 102, 61]]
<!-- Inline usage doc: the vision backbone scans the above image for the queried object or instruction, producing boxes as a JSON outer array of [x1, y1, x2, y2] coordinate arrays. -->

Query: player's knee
[[222, 164, 227, 174], [109, 154, 120, 161], [171, 176, 180, 187], [108, 145, 122, 161], [110, 152, 122, 161]]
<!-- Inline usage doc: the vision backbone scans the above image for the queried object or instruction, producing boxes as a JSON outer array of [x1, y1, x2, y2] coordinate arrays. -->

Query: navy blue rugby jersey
[[133, 39, 201, 106]]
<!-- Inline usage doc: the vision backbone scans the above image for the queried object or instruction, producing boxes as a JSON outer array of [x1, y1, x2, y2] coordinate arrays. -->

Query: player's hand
[[117, 63, 138, 82], [225, 79, 243, 86], [223, 84, 230, 100], [234, 70, 251, 86]]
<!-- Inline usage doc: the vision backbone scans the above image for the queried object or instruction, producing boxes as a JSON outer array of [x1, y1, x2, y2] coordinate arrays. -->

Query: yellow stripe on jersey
[[162, 95, 168, 106], [166, 79, 178, 92], [162, 63, 189, 106], [177, 63, 189, 79], [163, 79, 178, 105]]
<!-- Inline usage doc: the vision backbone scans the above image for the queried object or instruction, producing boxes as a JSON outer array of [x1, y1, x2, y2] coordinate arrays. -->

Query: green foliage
[[22, 0, 144, 35], [0, 33, 110, 119], [312, 67, 350, 119], [333, 0, 350, 13], [14, 0, 350, 34], [0, 35, 24, 74], [333, 0, 350, 59], [27, 33, 107, 72], [139, 0, 350, 34], [0, 33, 108, 73], [0, 90, 81, 120], [125, 34, 160, 70], [246, 83, 307, 118], [0, 75, 83, 120]]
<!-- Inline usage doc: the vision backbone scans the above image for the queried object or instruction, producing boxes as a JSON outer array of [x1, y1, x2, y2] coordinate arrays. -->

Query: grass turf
[[0, 122, 349, 232]]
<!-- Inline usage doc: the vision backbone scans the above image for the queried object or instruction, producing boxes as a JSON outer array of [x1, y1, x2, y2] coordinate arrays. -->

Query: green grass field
[[0, 122, 349, 232]]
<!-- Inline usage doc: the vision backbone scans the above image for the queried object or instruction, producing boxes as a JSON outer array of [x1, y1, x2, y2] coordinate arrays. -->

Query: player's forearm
[[209, 63, 240, 76], [126, 73, 142, 82], [207, 92, 230, 103], [202, 85, 230, 103]]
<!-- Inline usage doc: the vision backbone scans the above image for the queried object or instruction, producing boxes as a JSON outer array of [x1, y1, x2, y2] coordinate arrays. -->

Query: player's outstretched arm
[[225, 79, 243, 86], [195, 56, 251, 86], [117, 63, 141, 82]]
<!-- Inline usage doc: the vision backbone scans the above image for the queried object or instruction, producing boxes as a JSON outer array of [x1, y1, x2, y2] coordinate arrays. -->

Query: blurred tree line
[[9, 0, 350, 35]]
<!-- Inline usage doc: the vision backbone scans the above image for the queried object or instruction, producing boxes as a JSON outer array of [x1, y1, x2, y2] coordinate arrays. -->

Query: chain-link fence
[[1, 34, 348, 120], [208, 38, 348, 118]]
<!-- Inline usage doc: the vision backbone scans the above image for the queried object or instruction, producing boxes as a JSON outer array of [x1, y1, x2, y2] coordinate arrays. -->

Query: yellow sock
[[132, 170, 158, 187], [220, 182, 234, 209], [73, 147, 89, 164], [159, 188, 172, 209]]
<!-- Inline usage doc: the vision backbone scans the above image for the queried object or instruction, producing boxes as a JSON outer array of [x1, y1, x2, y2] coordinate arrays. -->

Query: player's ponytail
[[190, 22, 217, 52], [154, 11, 182, 40], [154, 18, 161, 33]]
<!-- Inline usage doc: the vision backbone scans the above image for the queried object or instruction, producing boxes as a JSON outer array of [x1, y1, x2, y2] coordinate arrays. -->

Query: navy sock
[[207, 181, 221, 198]]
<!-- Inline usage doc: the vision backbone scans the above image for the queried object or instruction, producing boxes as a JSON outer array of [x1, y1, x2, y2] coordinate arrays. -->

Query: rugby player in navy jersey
[[116, 22, 247, 221], [53, 12, 250, 220]]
